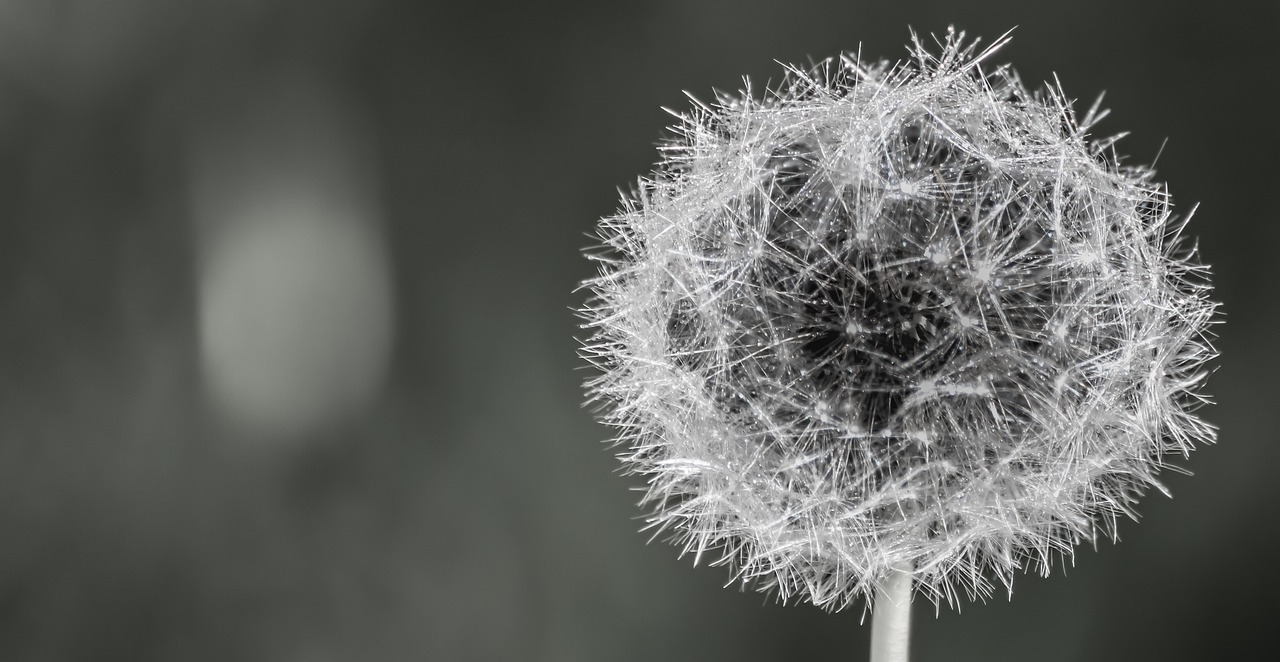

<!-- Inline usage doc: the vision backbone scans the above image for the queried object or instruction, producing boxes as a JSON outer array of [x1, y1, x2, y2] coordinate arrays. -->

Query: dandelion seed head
[[580, 28, 1217, 611]]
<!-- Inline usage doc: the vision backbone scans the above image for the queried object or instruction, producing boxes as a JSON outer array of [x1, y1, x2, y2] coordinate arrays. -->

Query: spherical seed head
[[579, 28, 1217, 611]]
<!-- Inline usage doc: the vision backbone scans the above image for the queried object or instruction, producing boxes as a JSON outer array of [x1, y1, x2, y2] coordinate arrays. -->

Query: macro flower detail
[[580, 30, 1217, 612]]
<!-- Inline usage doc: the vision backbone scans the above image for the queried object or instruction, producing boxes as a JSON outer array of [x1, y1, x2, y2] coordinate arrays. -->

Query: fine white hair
[[581, 28, 1217, 611]]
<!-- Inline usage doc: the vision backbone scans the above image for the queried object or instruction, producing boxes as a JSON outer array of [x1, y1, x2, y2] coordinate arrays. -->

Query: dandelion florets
[[579, 29, 1217, 611]]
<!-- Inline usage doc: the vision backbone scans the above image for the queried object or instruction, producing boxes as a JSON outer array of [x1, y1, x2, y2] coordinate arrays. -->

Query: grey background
[[0, 0, 1273, 660]]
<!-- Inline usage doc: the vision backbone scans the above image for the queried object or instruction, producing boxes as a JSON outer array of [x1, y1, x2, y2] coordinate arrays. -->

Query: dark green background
[[0, 1, 1273, 660]]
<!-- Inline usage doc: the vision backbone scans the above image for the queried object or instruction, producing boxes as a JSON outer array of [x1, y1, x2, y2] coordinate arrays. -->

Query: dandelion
[[579, 27, 1216, 658]]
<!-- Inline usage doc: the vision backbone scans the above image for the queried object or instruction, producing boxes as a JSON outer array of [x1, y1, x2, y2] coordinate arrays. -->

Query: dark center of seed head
[[760, 142, 957, 435], [794, 257, 954, 433]]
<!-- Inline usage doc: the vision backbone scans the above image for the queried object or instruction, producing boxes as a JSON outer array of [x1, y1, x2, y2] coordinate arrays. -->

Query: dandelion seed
[[579, 27, 1217, 621]]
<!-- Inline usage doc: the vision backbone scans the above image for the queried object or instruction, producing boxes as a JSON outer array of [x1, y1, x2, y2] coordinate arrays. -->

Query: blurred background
[[0, 0, 1273, 660]]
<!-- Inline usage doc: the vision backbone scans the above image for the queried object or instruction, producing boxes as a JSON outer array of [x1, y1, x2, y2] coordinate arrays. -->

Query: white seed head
[[579, 29, 1217, 611]]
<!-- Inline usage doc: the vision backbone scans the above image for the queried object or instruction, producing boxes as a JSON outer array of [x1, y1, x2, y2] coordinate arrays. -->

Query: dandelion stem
[[870, 563, 913, 662]]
